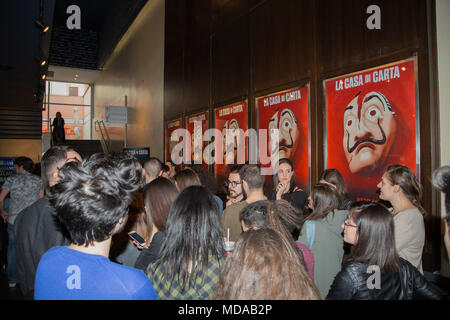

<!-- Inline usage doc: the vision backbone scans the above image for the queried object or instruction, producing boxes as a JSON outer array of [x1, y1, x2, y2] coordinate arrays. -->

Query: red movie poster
[[214, 101, 248, 183], [256, 86, 310, 191], [324, 58, 419, 201], [165, 118, 183, 167], [186, 110, 209, 168]]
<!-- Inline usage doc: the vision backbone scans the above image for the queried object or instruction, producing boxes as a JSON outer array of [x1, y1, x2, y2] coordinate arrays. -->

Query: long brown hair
[[319, 168, 348, 197], [306, 183, 341, 221], [347, 202, 400, 272], [174, 168, 201, 191], [212, 228, 322, 300], [384, 164, 426, 216], [143, 177, 179, 241]]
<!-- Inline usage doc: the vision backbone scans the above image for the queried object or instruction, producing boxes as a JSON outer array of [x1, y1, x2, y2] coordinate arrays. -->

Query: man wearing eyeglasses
[[14, 145, 82, 299], [225, 165, 245, 207]]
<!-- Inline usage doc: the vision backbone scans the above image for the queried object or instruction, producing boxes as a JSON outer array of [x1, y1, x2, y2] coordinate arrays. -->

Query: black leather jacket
[[326, 259, 445, 300]]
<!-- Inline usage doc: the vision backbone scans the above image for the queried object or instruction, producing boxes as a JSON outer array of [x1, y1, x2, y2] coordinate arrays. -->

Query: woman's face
[[342, 216, 358, 244], [377, 173, 396, 202], [277, 162, 293, 186]]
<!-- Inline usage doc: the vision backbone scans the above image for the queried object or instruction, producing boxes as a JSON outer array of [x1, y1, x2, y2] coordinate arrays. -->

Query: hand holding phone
[[128, 231, 146, 247]]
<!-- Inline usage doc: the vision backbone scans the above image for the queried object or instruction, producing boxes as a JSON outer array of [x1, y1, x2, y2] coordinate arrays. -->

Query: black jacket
[[14, 196, 71, 298], [268, 189, 308, 213], [134, 231, 166, 271], [326, 259, 445, 300]]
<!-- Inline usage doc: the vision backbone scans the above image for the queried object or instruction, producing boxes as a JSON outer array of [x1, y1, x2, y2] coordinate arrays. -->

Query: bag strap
[[305, 220, 315, 248]]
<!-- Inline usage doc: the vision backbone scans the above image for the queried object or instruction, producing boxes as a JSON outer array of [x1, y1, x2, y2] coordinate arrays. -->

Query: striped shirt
[[296, 241, 315, 280]]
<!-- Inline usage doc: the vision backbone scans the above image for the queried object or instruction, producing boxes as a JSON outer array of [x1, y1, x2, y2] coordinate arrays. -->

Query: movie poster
[[324, 57, 419, 201], [214, 101, 248, 183], [165, 118, 183, 168], [256, 86, 310, 192], [186, 110, 209, 168]]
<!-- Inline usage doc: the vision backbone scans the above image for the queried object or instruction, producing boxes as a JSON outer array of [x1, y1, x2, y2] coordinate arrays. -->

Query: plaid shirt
[[146, 256, 223, 300]]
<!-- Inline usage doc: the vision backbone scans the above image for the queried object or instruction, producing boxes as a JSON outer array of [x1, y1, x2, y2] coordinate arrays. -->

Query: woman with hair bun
[[319, 168, 353, 210], [377, 164, 425, 273]]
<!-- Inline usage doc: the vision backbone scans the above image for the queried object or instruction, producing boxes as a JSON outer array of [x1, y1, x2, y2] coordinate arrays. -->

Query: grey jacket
[[298, 209, 348, 297]]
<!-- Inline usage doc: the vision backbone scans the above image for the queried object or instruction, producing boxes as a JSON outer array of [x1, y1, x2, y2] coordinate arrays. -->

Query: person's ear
[[51, 168, 60, 183], [393, 185, 401, 193], [242, 180, 249, 193], [240, 220, 248, 232]]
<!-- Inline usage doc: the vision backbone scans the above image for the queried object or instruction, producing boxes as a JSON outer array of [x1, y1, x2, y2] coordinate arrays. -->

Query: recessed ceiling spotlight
[[35, 20, 50, 33]]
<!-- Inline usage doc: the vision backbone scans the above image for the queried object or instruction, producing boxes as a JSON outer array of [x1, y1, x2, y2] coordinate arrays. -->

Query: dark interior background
[[163, 0, 441, 271]]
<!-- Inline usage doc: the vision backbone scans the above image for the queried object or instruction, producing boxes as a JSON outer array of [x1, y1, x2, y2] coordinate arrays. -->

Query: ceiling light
[[35, 20, 50, 33], [40, 60, 47, 66], [41, 74, 46, 80]]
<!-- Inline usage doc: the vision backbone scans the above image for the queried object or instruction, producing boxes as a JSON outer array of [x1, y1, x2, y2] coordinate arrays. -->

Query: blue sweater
[[34, 246, 158, 300]]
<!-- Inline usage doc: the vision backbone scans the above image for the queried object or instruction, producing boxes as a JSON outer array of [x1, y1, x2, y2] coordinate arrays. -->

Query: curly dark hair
[[48, 152, 145, 246]]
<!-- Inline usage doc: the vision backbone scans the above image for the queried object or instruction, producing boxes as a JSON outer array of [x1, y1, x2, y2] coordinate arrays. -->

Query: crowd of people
[[0, 145, 449, 300]]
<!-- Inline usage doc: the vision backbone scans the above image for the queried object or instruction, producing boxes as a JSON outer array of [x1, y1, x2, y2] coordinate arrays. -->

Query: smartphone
[[128, 231, 146, 247]]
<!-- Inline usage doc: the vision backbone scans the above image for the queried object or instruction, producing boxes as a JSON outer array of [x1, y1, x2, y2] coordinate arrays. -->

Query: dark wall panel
[[184, 41, 211, 113], [212, 15, 249, 106], [164, 0, 186, 65], [0, 106, 42, 139], [317, 0, 423, 76], [164, 58, 184, 120], [250, 0, 314, 93]]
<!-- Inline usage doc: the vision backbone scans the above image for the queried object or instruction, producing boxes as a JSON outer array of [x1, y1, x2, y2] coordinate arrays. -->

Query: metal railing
[[94, 120, 111, 153]]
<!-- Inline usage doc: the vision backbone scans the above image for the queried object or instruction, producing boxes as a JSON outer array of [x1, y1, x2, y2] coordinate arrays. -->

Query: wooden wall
[[164, 0, 440, 270]]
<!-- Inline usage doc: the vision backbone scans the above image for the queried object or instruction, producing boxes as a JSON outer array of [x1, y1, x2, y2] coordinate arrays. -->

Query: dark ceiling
[[0, 0, 147, 109]]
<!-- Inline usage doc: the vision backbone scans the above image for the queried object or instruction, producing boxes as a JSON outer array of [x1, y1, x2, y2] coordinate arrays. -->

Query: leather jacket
[[326, 259, 445, 300]]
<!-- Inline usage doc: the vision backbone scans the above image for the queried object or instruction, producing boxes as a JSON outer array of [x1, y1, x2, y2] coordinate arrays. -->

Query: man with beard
[[342, 91, 397, 175], [225, 165, 246, 207]]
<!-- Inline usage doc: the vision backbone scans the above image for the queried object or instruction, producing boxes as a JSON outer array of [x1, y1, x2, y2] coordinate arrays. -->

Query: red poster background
[[257, 86, 310, 192], [214, 101, 248, 183], [186, 111, 209, 168], [325, 59, 417, 201], [165, 118, 183, 168]]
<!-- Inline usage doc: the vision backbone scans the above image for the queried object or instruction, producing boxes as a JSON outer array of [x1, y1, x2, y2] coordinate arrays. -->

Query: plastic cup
[[224, 241, 235, 257]]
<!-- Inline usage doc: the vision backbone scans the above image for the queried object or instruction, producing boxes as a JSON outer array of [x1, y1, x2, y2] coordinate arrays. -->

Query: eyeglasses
[[227, 180, 242, 187], [344, 219, 357, 228]]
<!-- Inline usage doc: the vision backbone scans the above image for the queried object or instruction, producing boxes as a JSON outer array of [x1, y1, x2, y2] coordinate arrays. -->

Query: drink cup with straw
[[224, 228, 235, 257]]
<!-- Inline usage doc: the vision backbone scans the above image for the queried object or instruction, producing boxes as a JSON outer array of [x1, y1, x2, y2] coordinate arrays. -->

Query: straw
[[227, 228, 230, 244]]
